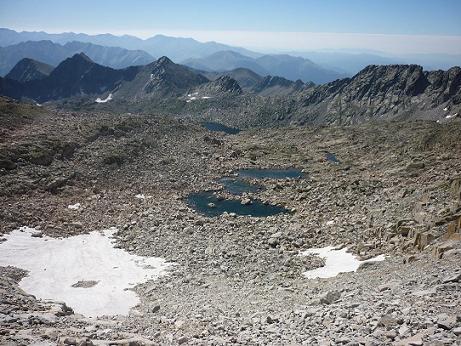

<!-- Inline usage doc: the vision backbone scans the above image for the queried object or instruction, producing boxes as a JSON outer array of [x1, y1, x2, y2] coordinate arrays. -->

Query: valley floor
[[1, 102, 461, 345]]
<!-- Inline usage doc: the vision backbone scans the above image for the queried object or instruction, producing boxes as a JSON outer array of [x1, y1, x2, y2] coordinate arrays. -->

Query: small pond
[[202, 122, 240, 135], [237, 168, 304, 180], [325, 152, 340, 164], [218, 177, 264, 195], [187, 192, 288, 217]]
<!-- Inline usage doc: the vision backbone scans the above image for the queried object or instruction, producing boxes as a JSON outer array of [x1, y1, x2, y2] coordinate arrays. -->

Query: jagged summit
[[191, 75, 242, 97], [70, 52, 94, 63], [349, 64, 430, 97], [155, 56, 174, 66], [110, 57, 209, 99], [213, 75, 242, 94]]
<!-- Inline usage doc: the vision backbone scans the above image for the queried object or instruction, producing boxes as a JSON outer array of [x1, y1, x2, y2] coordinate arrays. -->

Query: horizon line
[[3, 27, 461, 55]]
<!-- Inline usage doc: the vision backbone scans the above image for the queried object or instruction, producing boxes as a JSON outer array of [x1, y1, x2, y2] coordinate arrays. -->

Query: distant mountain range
[[1, 28, 460, 83], [183, 50, 345, 84], [0, 28, 260, 62], [0, 40, 154, 76]]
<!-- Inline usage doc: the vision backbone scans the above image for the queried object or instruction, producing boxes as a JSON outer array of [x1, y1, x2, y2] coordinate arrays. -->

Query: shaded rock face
[[5, 58, 53, 83], [143, 56, 209, 96], [185, 75, 242, 99], [33, 53, 139, 101], [426, 67, 461, 105], [253, 76, 296, 92], [205, 76, 242, 95], [349, 64, 429, 97], [0, 53, 140, 102], [292, 64, 461, 124], [110, 56, 210, 100]]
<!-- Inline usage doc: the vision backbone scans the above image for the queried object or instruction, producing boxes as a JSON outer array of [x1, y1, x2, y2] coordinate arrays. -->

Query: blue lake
[[187, 192, 288, 217], [202, 122, 240, 135], [237, 168, 304, 180], [218, 177, 264, 195]]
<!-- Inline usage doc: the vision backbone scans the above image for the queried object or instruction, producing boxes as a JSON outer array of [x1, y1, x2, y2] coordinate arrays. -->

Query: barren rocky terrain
[[1, 97, 461, 345]]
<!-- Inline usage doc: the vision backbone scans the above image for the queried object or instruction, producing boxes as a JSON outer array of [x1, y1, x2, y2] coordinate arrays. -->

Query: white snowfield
[[95, 93, 113, 103], [300, 246, 385, 279], [0, 227, 172, 317]]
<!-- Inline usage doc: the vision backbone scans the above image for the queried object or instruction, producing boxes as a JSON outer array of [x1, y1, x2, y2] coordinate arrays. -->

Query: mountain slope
[[5, 58, 53, 82], [0, 40, 154, 76], [189, 64, 461, 127]]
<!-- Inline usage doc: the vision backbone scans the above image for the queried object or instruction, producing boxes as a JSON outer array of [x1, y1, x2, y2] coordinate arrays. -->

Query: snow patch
[[300, 246, 385, 279], [95, 94, 113, 104], [0, 227, 172, 317], [446, 113, 458, 119], [135, 194, 146, 199], [68, 203, 81, 210], [185, 92, 208, 102]]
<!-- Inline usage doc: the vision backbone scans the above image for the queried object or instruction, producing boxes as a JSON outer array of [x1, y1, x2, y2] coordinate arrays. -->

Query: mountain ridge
[[0, 39, 155, 76], [1, 55, 459, 125], [0, 28, 261, 62], [183, 51, 345, 84]]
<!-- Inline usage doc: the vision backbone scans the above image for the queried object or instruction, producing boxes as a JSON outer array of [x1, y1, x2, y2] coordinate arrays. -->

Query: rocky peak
[[252, 75, 300, 94], [156, 56, 174, 66], [350, 64, 429, 97], [139, 58, 209, 97], [5, 58, 53, 83], [214, 76, 242, 94], [71, 52, 94, 64]]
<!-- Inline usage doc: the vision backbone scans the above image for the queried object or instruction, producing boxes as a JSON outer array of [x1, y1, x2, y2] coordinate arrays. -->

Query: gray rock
[[437, 313, 456, 330], [319, 290, 341, 305], [151, 304, 161, 313], [442, 272, 461, 284]]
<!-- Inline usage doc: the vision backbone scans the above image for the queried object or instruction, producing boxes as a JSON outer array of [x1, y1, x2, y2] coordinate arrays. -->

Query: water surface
[[238, 168, 303, 180], [219, 177, 263, 195], [325, 152, 340, 164], [187, 192, 287, 217], [202, 122, 240, 135]]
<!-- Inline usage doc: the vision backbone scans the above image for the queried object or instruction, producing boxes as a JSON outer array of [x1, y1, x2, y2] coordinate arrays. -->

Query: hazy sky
[[1, 0, 461, 54]]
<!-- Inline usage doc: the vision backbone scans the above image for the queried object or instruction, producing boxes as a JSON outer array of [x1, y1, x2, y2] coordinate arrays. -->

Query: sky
[[1, 0, 461, 54]]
